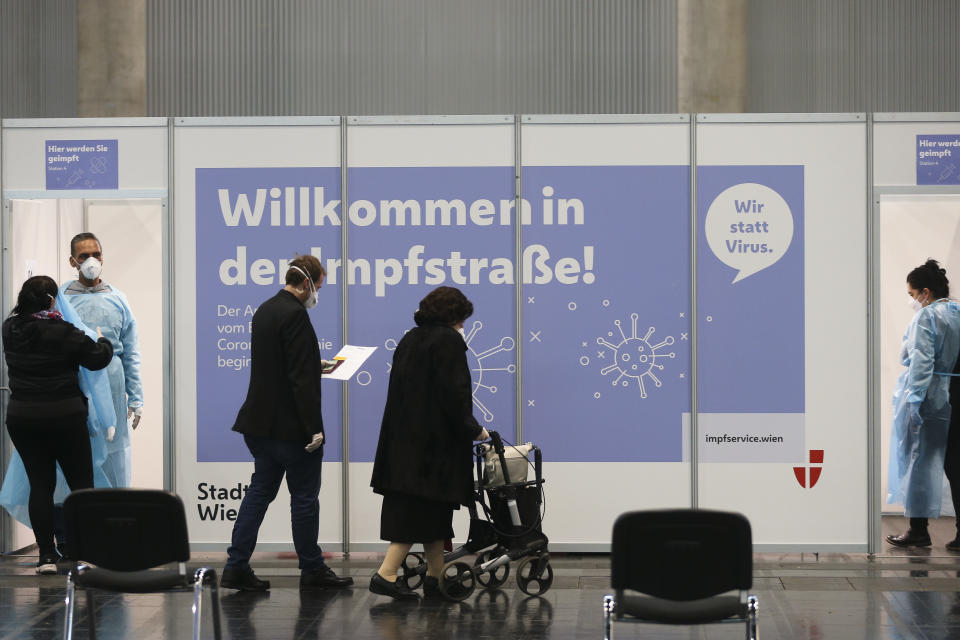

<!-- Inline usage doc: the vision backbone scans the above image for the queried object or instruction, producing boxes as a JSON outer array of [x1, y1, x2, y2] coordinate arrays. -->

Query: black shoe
[[885, 530, 932, 548], [300, 566, 354, 589], [36, 554, 59, 575], [369, 573, 420, 601], [220, 566, 270, 591], [946, 536, 960, 551], [423, 576, 442, 600]]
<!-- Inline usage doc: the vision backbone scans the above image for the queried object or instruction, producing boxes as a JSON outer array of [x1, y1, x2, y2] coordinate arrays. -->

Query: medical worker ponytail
[[907, 259, 950, 299]]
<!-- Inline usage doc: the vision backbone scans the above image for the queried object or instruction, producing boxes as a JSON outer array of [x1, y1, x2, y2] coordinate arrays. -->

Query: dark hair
[[414, 286, 473, 327], [70, 232, 102, 256], [907, 259, 950, 299], [12, 275, 59, 315], [285, 254, 326, 286]]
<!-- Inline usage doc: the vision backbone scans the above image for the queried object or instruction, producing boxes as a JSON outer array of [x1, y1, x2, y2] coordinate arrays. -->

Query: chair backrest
[[63, 488, 191, 571], [611, 509, 752, 601]]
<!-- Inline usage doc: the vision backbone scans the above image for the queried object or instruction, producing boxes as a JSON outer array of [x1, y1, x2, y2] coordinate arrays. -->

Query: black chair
[[603, 509, 758, 640], [62, 488, 222, 640]]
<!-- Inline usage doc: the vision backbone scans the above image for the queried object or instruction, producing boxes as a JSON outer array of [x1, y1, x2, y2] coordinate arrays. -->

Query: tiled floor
[[3, 516, 960, 639]]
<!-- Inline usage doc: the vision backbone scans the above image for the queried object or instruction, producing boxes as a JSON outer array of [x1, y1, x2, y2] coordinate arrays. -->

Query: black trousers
[[911, 380, 960, 535], [5, 413, 93, 557], [943, 400, 960, 534]]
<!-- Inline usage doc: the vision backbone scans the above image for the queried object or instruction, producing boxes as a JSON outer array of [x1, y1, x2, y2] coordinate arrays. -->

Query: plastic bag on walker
[[483, 442, 534, 488]]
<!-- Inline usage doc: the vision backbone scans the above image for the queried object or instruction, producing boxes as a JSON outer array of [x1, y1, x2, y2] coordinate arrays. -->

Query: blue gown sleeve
[[906, 309, 937, 405], [117, 292, 143, 409]]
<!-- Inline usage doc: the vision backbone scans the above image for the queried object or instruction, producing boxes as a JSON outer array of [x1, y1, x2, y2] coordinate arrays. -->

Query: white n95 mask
[[304, 283, 318, 310], [79, 257, 102, 280], [290, 265, 318, 310]]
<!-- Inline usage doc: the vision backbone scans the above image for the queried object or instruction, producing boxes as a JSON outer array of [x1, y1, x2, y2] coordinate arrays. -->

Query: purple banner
[[195, 167, 343, 462], [45, 139, 118, 190], [347, 167, 517, 462], [522, 166, 691, 462], [697, 166, 805, 414], [917, 135, 960, 185]]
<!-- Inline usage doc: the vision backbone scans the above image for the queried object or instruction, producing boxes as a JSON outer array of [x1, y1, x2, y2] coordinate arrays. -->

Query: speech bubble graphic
[[705, 182, 794, 283]]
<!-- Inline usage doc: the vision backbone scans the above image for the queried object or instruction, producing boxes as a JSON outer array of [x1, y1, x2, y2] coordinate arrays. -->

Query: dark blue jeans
[[226, 434, 327, 571]]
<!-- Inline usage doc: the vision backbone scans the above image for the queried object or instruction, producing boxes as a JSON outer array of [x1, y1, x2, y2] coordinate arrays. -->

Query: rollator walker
[[399, 431, 551, 600]]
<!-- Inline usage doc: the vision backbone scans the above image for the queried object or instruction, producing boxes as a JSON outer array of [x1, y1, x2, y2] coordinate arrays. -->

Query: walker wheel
[[439, 562, 477, 601], [398, 552, 425, 590], [474, 549, 510, 588], [516, 555, 553, 596]]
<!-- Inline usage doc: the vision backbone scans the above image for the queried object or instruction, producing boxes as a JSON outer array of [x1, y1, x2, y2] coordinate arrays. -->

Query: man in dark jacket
[[220, 255, 352, 591]]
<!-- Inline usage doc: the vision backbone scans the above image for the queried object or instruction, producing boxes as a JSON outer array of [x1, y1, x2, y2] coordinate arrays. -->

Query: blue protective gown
[[0, 293, 118, 528], [61, 280, 143, 488], [888, 299, 960, 518]]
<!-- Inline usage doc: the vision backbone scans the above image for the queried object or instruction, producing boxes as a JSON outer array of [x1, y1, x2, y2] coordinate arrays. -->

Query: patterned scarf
[[30, 309, 64, 321]]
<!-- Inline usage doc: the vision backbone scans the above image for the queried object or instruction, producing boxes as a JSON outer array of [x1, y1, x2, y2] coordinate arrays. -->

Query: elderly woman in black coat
[[369, 286, 489, 600]]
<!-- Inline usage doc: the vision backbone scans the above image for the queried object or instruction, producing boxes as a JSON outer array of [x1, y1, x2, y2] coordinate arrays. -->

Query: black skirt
[[380, 492, 456, 543]]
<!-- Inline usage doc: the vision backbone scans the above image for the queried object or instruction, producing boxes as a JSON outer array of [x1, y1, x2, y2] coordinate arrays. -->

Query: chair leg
[[746, 594, 759, 640], [192, 574, 204, 640], [86, 589, 98, 640], [209, 575, 223, 640], [193, 567, 223, 640], [63, 573, 76, 640], [602, 594, 615, 640]]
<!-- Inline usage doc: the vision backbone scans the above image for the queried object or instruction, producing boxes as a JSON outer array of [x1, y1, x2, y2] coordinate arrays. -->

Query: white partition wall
[[0, 129, 5, 554], [520, 115, 693, 549], [173, 118, 345, 549], [695, 115, 869, 550], [8, 112, 949, 554], [1, 119, 168, 553], [874, 114, 960, 187], [2, 119, 167, 192], [873, 115, 960, 545], [345, 116, 517, 549]]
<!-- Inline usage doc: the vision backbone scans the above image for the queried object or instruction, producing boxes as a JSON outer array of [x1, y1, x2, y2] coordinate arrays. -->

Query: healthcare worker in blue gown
[[887, 259, 960, 548], [61, 232, 143, 489]]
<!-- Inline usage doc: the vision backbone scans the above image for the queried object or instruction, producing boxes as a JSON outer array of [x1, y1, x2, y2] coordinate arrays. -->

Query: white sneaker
[[36, 555, 58, 575]]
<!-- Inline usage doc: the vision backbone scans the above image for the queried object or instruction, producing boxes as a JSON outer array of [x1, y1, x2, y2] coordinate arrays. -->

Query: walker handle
[[488, 430, 513, 486]]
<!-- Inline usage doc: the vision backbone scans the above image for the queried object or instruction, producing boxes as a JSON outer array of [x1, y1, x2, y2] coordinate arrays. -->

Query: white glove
[[475, 428, 490, 441], [305, 432, 324, 453], [128, 406, 142, 430], [106, 426, 116, 442]]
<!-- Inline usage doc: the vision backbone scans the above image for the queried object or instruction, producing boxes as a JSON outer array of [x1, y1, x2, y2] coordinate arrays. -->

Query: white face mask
[[291, 266, 318, 310], [457, 327, 466, 341], [909, 297, 922, 313], [77, 257, 102, 281], [304, 282, 318, 310]]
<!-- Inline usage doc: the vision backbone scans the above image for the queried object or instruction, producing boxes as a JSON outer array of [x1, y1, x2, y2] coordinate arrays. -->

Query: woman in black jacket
[[2, 275, 113, 574], [369, 286, 490, 600]]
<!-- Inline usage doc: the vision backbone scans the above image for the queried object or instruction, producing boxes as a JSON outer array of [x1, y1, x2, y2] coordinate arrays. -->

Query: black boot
[[300, 566, 353, 589], [220, 566, 270, 591], [885, 529, 932, 548]]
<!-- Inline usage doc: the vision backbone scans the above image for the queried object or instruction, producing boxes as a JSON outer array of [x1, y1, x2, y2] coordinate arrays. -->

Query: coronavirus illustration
[[385, 319, 515, 423], [463, 320, 516, 422], [592, 313, 675, 398]]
